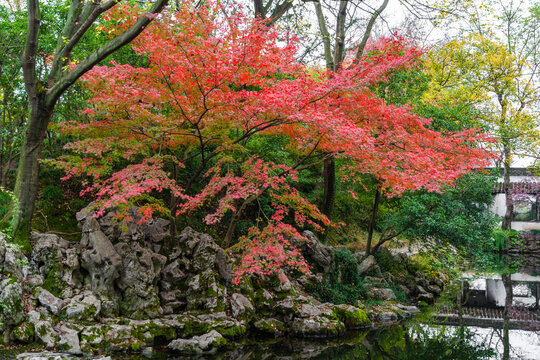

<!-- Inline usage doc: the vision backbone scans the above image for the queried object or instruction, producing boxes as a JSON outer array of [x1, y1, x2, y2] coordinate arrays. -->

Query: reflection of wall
[[486, 279, 506, 307]]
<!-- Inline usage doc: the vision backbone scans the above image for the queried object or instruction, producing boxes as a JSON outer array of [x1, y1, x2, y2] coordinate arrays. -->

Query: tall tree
[[53, 5, 492, 280], [11, 0, 169, 235], [427, 30, 540, 230]]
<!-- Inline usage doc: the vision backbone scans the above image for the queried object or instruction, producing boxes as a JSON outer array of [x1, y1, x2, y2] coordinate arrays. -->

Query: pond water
[[111, 319, 539, 360]]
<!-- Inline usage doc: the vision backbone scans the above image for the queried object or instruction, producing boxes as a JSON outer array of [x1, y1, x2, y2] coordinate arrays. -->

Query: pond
[[106, 318, 539, 360]]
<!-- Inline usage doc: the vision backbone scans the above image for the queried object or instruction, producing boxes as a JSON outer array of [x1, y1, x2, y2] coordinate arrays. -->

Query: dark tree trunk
[[365, 185, 381, 255], [502, 148, 513, 231], [321, 157, 336, 218], [12, 98, 52, 234], [502, 273, 513, 360]]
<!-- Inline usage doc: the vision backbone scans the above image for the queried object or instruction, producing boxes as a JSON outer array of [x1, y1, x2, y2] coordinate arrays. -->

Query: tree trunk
[[321, 157, 335, 218], [501, 147, 513, 230], [12, 98, 52, 235], [502, 273, 513, 360], [365, 185, 381, 255]]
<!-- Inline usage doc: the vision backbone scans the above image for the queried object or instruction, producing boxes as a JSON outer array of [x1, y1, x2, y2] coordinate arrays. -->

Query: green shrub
[[306, 248, 368, 305]]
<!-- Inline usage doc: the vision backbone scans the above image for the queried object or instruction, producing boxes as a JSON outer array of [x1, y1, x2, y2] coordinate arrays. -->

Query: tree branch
[[46, 0, 169, 108], [355, 0, 389, 60]]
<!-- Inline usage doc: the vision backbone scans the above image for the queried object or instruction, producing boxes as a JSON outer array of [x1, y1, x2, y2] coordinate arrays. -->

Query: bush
[[306, 248, 368, 305]]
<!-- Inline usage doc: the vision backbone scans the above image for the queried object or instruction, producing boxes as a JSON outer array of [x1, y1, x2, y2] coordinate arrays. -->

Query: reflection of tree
[[502, 273, 513, 360]]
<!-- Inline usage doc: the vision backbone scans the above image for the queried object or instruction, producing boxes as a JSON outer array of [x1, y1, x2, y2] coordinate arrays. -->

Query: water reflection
[[132, 324, 498, 360]]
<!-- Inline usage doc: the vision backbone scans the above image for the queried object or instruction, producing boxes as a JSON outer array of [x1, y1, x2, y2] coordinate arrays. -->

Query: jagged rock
[[186, 270, 227, 313], [367, 287, 396, 301], [290, 316, 345, 338], [115, 242, 166, 319], [417, 291, 434, 304], [396, 304, 420, 317], [292, 230, 334, 273], [62, 291, 101, 322], [38, 288, 64, 315], [79, 219, 122, 316], [17, 352, 83, 360], [3, 244, 29, 282], [55, 324, 81, 355], [332, 304, 371, 329], [376, 311, 399, 322], [254, 318, 286, 336], [296, 303, 323, 318], [178, 227, 233, 283], [33, 320, 59, 348], [254, 289, 274, 311], [0, 278, 24, 329], [31, 233, 81, 296], [23, 275, 44, 292], [274, 270, 293, 293], [358, 255, 377, 275], [230, 293, 254, 319], [168, 330, 226, 354]]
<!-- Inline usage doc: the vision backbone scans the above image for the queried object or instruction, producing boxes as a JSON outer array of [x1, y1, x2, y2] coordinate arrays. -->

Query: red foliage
[[55, 1, 494, 281]]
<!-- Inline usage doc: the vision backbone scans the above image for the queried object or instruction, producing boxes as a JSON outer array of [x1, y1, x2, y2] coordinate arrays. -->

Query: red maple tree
[[55, 1, 494, 282]]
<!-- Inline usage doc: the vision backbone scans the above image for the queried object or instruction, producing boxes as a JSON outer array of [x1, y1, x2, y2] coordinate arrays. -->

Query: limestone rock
[[0, 279, 24, 329], [292, 230, 334, 273], [38, 288, 64, 315], [290, 316, 345, 338], [55, 324, 81, 355], [417, 291, 434, 304], [33, 320, 59, 348], [12, 322, 35, 343], [396, 304, 420, 317], [115, 242, 166, 319], [31, 233, 81, 296], [230, 293, 254, 319], [376, 311, 399, 322], [79, 221, 122, 316], [253, 318, 286, 336], [17, 352, 80, 360], [332, 304, 371, 329], [168, 330, 226, 354], [368, 287, 396, 301], [62, 291, 101, 322], [186, 270, 227, 313], [358, 255, 377, 275]]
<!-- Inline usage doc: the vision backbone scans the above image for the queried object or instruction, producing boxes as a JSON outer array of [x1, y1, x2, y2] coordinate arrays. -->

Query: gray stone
[[0, 279, 24, 328], [115, 242, 166, 319], [290, 316, 345, 338], [396, 304, 420, 316], [376, 311, 399, 322], [368, 287, 396, 301], [358, 255, 377, 275], [417, 291, 434, 304], [253, 318, 286, 336], [179, 227, 233, 283], [3, 245, 29, 282], [230, 293, 254, 319], [34, 320, 59, 348], [38, 288, 64, 315], [292, 230, 334, 273], [63, 291, 101, 321], [168, 330, 226, 354], [23, 275, 44, 292], [80, 223, 122, 316], [186, 270, 227, 313], [17, 352, 79, 360], [56, 325, 81, 355], [297, 303, 323, 318], [428, 284, 442, 295]]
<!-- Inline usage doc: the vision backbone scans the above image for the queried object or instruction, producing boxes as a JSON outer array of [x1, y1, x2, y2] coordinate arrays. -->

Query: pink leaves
[[231, 222, 310, 285]]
